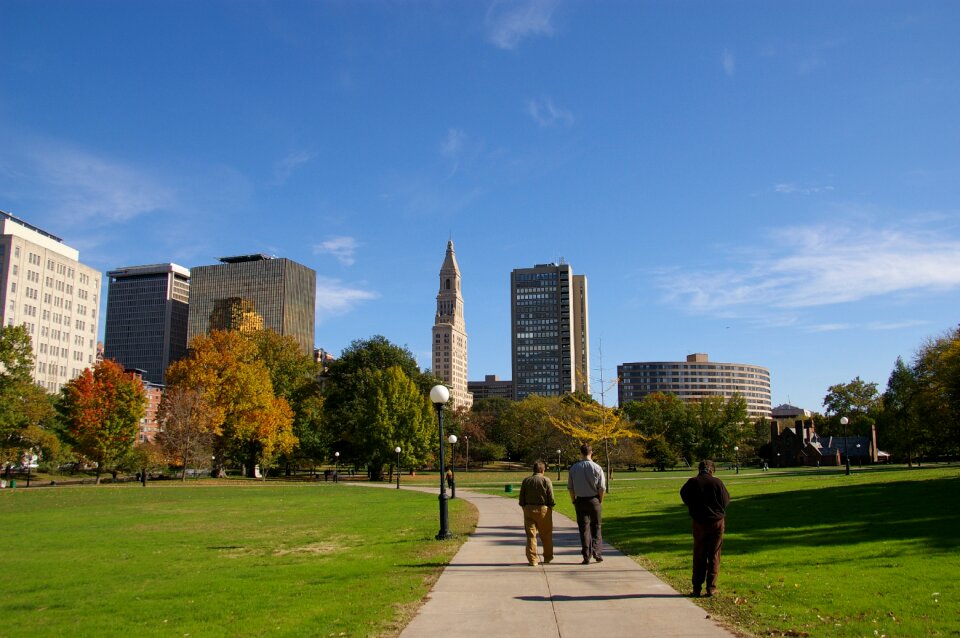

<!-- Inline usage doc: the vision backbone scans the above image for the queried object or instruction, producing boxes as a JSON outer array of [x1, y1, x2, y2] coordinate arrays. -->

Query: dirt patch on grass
[[272, 543, 339, 556]]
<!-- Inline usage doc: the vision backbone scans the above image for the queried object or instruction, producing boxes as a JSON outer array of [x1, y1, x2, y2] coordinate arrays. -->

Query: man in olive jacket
[[519, 460, 555, 566], [680, 460, 731, 597]]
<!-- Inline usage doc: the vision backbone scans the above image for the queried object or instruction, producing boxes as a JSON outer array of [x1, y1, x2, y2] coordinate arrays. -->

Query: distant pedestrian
[[518, 461, 555, 566], [446, 468, 455, 498], [679, 460, 731, 597], [567, 443, 606, 564]]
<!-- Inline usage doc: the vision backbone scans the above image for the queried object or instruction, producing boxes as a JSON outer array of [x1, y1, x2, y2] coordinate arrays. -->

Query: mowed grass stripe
[[0, 484, 476, 638]]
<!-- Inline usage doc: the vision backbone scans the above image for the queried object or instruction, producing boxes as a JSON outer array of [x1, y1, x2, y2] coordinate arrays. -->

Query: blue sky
[[2, 1, 958, 412]]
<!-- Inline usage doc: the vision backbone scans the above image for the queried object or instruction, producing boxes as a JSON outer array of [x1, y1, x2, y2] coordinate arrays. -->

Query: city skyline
[[2, 2, 959, 412]]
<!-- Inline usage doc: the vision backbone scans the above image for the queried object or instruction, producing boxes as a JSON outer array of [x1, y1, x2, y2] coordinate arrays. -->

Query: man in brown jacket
[[680, 460, 731, 597], [518, 460, 555, 566]]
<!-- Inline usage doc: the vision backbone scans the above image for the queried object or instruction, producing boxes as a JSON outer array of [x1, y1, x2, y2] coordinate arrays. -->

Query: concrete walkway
[[397, 488, 737, 638]]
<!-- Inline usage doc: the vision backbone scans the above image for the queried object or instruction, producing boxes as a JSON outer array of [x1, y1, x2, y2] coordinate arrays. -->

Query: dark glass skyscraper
[[187, 255, 316, 355], [104, 263, 190, 384], [510, 262, 590, 400]]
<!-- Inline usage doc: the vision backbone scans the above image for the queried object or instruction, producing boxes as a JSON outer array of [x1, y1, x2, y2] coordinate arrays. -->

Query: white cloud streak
[[28, 145, 174, 224], [313, 236, 359, 266], [722, 49, 735, 76], [271, 150, 314, 185], [775, 182, 835, 195], [526, 97, 574, 128], [486, 0, 558, 50], [315, 277, 379, 322], [660, 221, 960, 313]]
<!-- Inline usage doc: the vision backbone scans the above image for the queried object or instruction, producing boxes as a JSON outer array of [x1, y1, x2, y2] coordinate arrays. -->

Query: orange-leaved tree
[[165, 330, 296, 478], [58, 359, 146, 484]]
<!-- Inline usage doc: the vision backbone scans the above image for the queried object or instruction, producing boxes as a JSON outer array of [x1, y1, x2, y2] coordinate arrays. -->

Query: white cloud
[[775, 182, 835, 195], [440, 129, 466, 159], [313, 236, 359, 266], [659, 220, 960, 313], [526, 96, 574, 128], [271, 150, 314, 185], [722, 49, 736, 76], [486, 0, 558, 50], [27, 144, 173, 224], [315, 277, 379, 322]]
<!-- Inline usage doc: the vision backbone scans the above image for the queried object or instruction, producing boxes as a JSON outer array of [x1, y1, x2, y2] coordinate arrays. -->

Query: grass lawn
[[0, 482, 476, 638], [555, 464, 957, 638], [411, 464, 960, 637]]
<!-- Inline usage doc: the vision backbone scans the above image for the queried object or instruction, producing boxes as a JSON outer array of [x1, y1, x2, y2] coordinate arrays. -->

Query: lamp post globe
[[840, 416, 850, 475], [430, 385, 453, 540], [395, 447, 402, 489]]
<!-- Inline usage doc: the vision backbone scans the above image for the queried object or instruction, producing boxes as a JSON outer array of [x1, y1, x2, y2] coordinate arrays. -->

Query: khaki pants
[[523, 505, 554, 565]]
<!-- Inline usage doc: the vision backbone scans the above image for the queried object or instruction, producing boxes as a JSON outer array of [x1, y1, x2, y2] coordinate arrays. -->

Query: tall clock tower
[[432, 240, 472, 409]]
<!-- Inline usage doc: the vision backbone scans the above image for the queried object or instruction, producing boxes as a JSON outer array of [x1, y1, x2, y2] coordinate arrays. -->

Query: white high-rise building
[[432, 240, 472, 410], [0, 211, 102, 392]]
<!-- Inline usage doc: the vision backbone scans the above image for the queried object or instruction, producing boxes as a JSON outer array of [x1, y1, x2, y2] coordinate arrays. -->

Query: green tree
[[913, 326, 960, 455], [0, 326, 55, 467], [822, 376, 881, 436], [58, 360, 147, 484], [623, 393, 693, 466], [249, 330, 324, 472], [880, 357, 926, 465], [321, 336, 438, 474], [341, 366, 434, 480]]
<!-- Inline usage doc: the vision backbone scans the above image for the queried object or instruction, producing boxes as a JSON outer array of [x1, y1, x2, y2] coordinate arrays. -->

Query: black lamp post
[[556, 448, 562, 481], [856, 443, 862, 468], [464, 435, 469, 473], [430, 385, 452, 540], [334, 451, 340, 483], [395, 446, 402, 489], [840, 417, 851, 475], [734, 446, 740, 474]]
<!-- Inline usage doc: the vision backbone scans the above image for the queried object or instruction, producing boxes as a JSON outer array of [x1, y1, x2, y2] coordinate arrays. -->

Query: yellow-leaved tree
[[165, 330, 296, 478], [547, 394, 640, 492]]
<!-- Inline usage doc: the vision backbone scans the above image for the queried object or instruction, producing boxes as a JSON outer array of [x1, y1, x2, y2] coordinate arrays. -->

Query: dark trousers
[[574, 497, 603, 559], [691, 518, 725, 593]]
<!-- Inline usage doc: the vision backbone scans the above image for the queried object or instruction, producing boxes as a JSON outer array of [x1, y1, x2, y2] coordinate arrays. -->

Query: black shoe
[[580, 557, 590, 564], [592, 554, 603, 562], [703, 590, 714, 598], [691, 590, 702, 597]]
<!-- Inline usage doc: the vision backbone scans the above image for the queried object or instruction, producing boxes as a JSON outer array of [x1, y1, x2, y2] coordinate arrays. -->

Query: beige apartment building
[[432, 240, 472, 410], [0, 211, 101, 392]]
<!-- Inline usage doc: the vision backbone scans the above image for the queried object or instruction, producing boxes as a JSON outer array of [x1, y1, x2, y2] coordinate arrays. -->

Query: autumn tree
[[58, 359, 147, 483], [156, 386, 217, 480], [165, 330, 296, 478], [548, 394, 639, 489]]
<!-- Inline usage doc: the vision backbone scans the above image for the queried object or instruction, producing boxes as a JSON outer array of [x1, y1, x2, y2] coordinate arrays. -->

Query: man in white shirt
[[566, 443, 606, 564]]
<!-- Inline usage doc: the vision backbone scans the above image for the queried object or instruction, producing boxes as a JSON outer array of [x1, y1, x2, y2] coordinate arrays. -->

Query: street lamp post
[[334, 451, 340, 483], [395, 447, 402, 489], [557, 448, 562, 481], [840, 417, 850, 475], [856, 443, 862, 468], [430, 385, 452, 540], [734, 446, 740, 474], [464, 435, 469, 473], [447, 434, 457, 499]]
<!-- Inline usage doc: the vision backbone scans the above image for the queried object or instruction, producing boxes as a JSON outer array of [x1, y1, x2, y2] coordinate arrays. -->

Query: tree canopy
[[58, 359, 146, 483]]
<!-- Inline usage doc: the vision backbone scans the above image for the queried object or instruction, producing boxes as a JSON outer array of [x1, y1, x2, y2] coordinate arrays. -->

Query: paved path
[[396, 487, 737, 638]]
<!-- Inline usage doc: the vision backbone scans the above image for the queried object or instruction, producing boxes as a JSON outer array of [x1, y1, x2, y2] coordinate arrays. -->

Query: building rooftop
[[218, 254, 275, 264], [1, 210, 64, 243]]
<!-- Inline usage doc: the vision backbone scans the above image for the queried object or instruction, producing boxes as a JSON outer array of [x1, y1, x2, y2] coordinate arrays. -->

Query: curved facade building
[[617, 353, 771, 419]]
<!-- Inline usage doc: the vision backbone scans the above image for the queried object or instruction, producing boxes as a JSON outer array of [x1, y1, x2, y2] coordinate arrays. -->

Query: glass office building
[[104, 263, 190, 384], [187, 255, 316, 355]]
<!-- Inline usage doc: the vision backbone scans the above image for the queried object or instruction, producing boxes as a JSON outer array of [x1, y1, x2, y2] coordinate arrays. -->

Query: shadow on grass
[[606, 475, 960, 557]]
